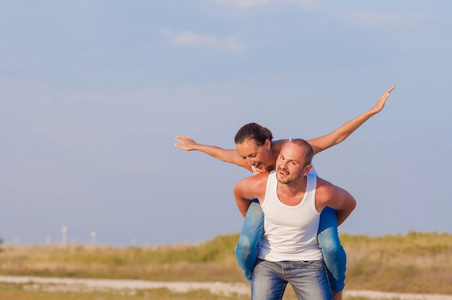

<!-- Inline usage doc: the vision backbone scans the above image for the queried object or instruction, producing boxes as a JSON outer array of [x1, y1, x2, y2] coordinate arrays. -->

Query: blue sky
[[1, 0, 451, 246]]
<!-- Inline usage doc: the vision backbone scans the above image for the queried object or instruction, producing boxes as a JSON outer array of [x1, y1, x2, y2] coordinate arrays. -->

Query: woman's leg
[[235, 200, 265, 285], [318, 207, 347, 295]]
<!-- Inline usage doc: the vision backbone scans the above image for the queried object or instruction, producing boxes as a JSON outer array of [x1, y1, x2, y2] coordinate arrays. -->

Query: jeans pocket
[[294, 260, 325, 270]]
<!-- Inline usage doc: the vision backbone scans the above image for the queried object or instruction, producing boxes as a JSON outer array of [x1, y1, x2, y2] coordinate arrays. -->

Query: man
[[233, 139, 356, 299]]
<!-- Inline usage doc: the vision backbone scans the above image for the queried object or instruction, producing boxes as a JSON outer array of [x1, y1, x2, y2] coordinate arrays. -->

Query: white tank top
[[258, 171, 322, 261], [251, 165, 263, 175]]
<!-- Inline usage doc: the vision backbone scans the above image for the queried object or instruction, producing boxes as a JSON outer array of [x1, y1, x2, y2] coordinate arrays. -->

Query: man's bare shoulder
[[244, 172, 269, 188], [315, 177, 337, 201], [316, 177, 335, 189], [234, 173, 269, 202]]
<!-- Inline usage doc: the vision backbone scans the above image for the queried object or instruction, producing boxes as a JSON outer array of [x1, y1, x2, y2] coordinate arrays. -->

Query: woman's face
[[236, 138, 274, 173]]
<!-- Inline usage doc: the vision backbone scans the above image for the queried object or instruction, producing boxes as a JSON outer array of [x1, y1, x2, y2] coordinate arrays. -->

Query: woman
[[175, 87, 394, 299]]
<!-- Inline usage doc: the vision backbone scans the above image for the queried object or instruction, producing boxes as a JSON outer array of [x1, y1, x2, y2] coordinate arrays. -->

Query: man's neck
[[276, 176, 308, 205]]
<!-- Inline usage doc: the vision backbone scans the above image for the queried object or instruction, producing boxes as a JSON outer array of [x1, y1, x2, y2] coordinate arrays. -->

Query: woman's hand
[[174, 136, 199, 151], [307, 85, 396, 155], [370, 86, 395, 114], [174, 135, 247, 168]]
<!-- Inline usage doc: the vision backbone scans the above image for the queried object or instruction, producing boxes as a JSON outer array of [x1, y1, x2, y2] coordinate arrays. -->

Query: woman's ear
[[264, 138, 272, 150]]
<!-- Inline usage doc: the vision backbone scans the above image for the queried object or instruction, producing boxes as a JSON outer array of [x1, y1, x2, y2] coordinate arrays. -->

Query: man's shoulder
[[315, 177, 337, 200], [234, 172, 269, 201], [238, 172, 269, 188], [251, 172, 271, 185]]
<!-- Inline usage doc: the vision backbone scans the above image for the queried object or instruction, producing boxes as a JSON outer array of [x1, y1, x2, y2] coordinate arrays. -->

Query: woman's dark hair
[[234, 122, 273, 146]]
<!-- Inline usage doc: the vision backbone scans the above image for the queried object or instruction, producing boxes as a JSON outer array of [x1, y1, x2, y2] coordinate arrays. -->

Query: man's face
[[275, 142, 309, 184], [236, 139, 272, 173]]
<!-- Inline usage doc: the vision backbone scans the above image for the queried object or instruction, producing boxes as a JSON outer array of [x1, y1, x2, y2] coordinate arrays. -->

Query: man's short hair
[[286, 138, 314, 167]]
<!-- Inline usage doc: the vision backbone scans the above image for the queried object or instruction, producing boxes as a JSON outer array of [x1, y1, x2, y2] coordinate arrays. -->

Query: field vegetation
[[0, 282, 250, 300], [0, 232, 451, 297]]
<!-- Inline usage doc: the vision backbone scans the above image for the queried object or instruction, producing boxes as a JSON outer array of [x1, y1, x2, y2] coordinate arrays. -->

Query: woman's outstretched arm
[[307, 86, 395, 155], [175, 135, 251, 170]]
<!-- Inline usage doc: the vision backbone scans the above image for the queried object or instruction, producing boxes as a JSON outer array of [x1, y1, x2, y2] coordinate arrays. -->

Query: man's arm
[[316, 178, 357, 226], [307, 86, 395, 155], [233, 174, 268, 217], [175, 136, 251, 171]]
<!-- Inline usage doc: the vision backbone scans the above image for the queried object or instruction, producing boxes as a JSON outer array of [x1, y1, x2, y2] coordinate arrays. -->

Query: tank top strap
[[306, 172, 317, 195]]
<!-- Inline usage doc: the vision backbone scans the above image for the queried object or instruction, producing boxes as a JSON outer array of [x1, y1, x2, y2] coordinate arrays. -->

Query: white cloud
[[159, 29, 246, 51], [211, 0, 321, 10], [290, 0, 321, 12], [339, 11, 431, 29], [213, 0, 270, 8]]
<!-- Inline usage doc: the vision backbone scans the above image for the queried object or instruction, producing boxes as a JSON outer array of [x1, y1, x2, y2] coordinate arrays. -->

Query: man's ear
[[303, 164, 313, 176]]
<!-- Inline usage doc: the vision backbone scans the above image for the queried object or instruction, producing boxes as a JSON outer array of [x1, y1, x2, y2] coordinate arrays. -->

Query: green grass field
[[0, 231, 451, 299]]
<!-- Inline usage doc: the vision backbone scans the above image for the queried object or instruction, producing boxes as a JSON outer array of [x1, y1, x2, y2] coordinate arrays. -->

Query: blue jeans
[[252, 259, 332, 300], [236, 201, 264, 285], [235, 203, 346, 292], [317, 207, 347, 292]]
